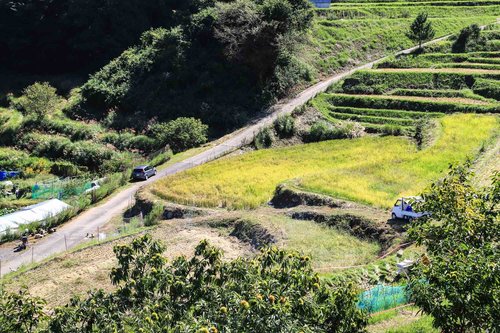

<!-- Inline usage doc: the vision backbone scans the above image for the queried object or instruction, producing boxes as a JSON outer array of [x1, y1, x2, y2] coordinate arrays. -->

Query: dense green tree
[[42, 235, 367, 332], [149, 117, 209, 153], [452, 24, 482, 53], [406, 12, 435, 49], [408, 165, 499, 332], [81, 27, 186, 108], [214, 0, 312, 81], [18, 82, 60, 118], [73, 0, 314, 133]]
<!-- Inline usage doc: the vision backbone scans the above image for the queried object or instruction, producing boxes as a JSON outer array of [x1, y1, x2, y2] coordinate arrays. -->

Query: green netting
[[32, 179, 92, 199], [358, 284, 409, 313]]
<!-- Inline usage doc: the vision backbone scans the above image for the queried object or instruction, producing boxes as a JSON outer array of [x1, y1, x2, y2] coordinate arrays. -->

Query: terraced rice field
[[148, 114, 498, 209], [309, 0, 499, 74], [316, 34, 500, 134]]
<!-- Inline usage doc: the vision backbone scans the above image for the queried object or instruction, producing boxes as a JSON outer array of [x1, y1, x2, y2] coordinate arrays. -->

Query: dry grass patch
[[3, 219, 252, 307]]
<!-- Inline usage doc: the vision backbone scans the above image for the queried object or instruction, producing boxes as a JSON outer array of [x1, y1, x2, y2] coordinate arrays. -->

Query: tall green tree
[[406, 12, 435, 49], [18, 82, 60, 118], [408, 165, 499, 332]]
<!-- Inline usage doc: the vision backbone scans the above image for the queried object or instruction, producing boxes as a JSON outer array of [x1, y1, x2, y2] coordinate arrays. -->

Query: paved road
[[0, 35, 453, 277]]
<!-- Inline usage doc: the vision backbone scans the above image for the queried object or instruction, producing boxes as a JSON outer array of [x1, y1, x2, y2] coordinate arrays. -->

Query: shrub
[[254, 127, 274, 149], [307, 120, 364, 142], [336, 120, 365, 138], [307, 121, 335, 142], [149, 117, 208, 153], [149, 150, 173, 167], [274, 114, 296, 138], [413, 117, 437, 149], [50, 161, 81, 177], [144, 203, 164, 226], [81, 28, 185, 108], [269, 52, 314, 96], [103, 132, 156, 153], [0, 288, 47, 333], [17, 82, 60, 118], [452, 24, 482, 53], [473, 78, 500, 100]]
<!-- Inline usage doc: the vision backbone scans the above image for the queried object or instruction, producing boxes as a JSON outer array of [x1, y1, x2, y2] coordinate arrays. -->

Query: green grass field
[[240, 214, 381, 269], [306, 0, 499, 75], [149, 114, 497, 209]]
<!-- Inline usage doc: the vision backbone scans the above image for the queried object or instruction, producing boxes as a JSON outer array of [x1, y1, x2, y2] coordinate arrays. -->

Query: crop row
[[327, 111, 415, 126], [332, 0, 500, 5], [440, 63, 500, 70], [22, 117, 103, 141], [472, 78, 500, 100], [388, 88, 493, 101], [318, 5, 500, 20], [324, 93, 500, 113], [338, 70, 499, 95], [327, 105, 444, 119]]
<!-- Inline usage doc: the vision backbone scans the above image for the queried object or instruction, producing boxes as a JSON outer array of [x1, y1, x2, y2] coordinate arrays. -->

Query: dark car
[[131, 165, 157, 181]]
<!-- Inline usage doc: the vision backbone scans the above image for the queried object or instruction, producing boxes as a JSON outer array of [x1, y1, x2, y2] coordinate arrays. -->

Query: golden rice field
[[149, 114, 498, 209]]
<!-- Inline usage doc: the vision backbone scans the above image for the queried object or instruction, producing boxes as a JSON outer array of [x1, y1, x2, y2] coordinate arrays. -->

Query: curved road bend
[[0, 34, 453, 277]]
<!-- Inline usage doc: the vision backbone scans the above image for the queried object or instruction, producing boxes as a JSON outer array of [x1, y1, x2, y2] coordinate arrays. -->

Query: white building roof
[[0, 199, 71, 234]]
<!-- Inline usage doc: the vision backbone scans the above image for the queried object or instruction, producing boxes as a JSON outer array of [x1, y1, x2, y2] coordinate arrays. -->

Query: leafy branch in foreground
[[2, 235, 367, 332], [0, 288, 47, 333], [408, 164, 499, 333]]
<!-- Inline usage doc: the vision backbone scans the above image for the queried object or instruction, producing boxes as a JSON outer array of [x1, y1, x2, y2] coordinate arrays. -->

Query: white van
[[391, 196, 427, 221]]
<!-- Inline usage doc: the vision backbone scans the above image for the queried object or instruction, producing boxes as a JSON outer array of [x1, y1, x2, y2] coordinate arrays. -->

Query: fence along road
[[0, 34, 455, 277]]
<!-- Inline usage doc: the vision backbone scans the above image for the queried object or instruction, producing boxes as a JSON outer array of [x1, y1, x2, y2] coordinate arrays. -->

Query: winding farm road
[[0, 34, 453, 277]]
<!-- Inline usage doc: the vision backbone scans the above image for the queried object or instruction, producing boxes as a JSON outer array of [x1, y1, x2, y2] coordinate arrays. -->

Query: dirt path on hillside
[[0, 33, 454, 277]]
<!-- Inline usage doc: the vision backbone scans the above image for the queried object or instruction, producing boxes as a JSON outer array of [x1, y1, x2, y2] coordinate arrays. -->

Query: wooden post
[[64, 234, 68, 251], [97, 227, 100, 243], [31, 246, 34, 264]]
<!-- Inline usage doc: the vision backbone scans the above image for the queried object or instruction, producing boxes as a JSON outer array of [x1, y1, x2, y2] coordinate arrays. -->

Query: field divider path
[[0, 31, 473, 277]]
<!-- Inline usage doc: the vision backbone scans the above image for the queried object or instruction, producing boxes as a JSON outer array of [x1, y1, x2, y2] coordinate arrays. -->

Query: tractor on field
[[391, 196, 428, 221]]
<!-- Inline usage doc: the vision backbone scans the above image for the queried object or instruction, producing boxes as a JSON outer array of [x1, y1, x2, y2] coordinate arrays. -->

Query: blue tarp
[[0, 171, 20, 181], [310, 0, 331, 8]]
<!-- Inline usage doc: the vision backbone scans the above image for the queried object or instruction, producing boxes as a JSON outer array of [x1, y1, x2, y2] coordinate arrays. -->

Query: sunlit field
[[149, 114, 498, 209]]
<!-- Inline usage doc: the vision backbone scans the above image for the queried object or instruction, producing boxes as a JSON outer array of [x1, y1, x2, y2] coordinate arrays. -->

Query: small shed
[[0, 199, 71, 235]]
